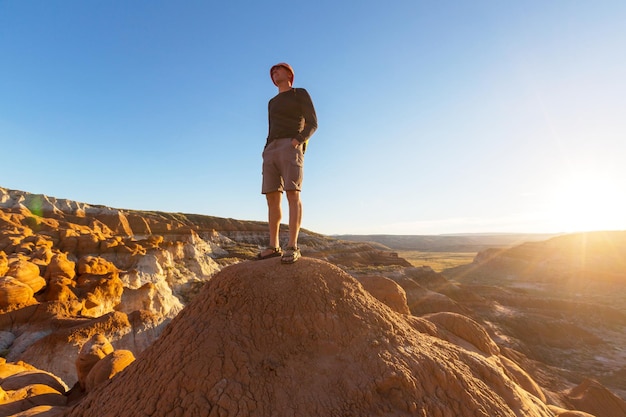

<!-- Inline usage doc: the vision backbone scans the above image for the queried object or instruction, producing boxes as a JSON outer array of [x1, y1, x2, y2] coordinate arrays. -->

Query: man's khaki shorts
[[262, 138, 304, 194]]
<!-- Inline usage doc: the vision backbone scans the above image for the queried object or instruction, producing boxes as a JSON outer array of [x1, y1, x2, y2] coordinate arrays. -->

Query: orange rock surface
[[63, 258, 553, 417]]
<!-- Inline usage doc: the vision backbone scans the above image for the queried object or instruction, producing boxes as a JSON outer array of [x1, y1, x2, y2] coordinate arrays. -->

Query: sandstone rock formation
[[1, 186, 625, 417], [10, 310, 151, 388], [83, 349, 135, 393], [1, 187, 413, 416], [0, 187, 240, 393], [0, 278, 35, 308], [565, 379, 626, 417], [75, 334, 114, 390], [73, 332, 135, 393], [445, 231, 626, 405], [0, 359, 68, 416], [6, 260, 46, 294], [355, 274, 410, 314], [63, 258, 554, 417]]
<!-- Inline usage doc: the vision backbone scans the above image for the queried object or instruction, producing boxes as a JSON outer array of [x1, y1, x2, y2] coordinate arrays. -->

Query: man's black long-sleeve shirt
[[266, 88, 317, 147]]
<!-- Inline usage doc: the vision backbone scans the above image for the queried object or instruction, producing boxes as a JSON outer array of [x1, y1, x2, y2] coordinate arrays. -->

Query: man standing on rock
[[258, 62, 317, 264]]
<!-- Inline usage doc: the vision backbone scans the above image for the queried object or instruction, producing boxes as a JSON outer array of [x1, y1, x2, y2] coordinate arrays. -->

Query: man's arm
[[294, 88, 317, 143]]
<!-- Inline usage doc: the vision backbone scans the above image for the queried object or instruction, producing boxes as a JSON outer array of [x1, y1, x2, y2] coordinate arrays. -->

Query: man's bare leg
[[286, 190, 302, 248], [262, 191, 282, 256]]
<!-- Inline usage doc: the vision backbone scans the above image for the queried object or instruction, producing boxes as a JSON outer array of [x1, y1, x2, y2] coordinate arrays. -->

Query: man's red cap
[[270, 62, 294, 86]]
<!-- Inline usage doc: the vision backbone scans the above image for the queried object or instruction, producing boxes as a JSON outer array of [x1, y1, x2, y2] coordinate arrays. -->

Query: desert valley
[[0, 186, 625, 417]]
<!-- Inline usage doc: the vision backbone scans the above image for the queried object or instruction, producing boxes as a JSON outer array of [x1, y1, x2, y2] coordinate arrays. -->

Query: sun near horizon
[[540, 169, 626, 234]]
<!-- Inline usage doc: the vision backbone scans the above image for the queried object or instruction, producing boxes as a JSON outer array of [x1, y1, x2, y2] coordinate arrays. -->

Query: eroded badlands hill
[[444, 231, 626, 410], [0, 187, 409, 414], [1, 187, 625, 417], [449, 231, 626, 289], [63, 258, 554, 417]]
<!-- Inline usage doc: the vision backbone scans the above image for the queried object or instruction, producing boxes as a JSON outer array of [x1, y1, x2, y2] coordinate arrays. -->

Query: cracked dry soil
[[62, 258, 552, 417]]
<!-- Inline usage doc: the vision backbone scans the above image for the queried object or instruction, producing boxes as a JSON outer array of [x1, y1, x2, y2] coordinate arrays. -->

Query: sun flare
[[546, 170, 626, 232]]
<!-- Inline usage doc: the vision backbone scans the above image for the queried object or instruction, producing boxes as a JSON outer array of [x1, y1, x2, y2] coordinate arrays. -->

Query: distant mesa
[[448, 230, 626, 290]]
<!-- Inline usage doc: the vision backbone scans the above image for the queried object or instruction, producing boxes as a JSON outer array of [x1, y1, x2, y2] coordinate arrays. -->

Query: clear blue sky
[[2, 1, 625, 235]]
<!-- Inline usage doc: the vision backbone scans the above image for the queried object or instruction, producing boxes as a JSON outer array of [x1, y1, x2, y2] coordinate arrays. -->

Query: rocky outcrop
[[6, 260, 46, 294], [355, 275, 410, 314], [565, 379, 626, 417], [423, 311, 501, 356], [75, 334, 114, 390], [1, 186, 625, 416], [9, 310, 157, 388], [367, 267, 471, 316], [73, 332, 135, 393], [0, 187, 242, 396], [83, 349, 135, 393], [0, 278, 35, 308], [62, 258, 554, 417], [0, 359, 68, 416], [445, 233, 626, 405], [0, 187, 410, 389]]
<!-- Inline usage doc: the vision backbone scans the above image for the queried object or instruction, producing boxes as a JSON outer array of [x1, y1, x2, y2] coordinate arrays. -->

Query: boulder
[[0, 277, 35, 308], [76, 273, 124, 317], [356, 275, 410, 314], [0, 383, 66, 415], [119, 282, 183, 318], [7, 260, 46, 293], [77, 256, 116, 276], [0, 359, 35, 379], [0, 370, 67, 394], [75, 234, 100, 256], [84, 350, 135, 392], [75, 334, 114, 390], [58, 233, 78, 254], [0, 361, 67, 416], [74, 257, 123, 317], [44, 278, 78, 303], [44, 253, 76, 281], [15, 312, 132, 387], [29, 241, 54, 265]]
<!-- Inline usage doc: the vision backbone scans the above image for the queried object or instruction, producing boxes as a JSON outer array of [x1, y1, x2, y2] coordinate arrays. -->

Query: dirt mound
[[566, 378, 626, 417], [63, 258, 552, 417]]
